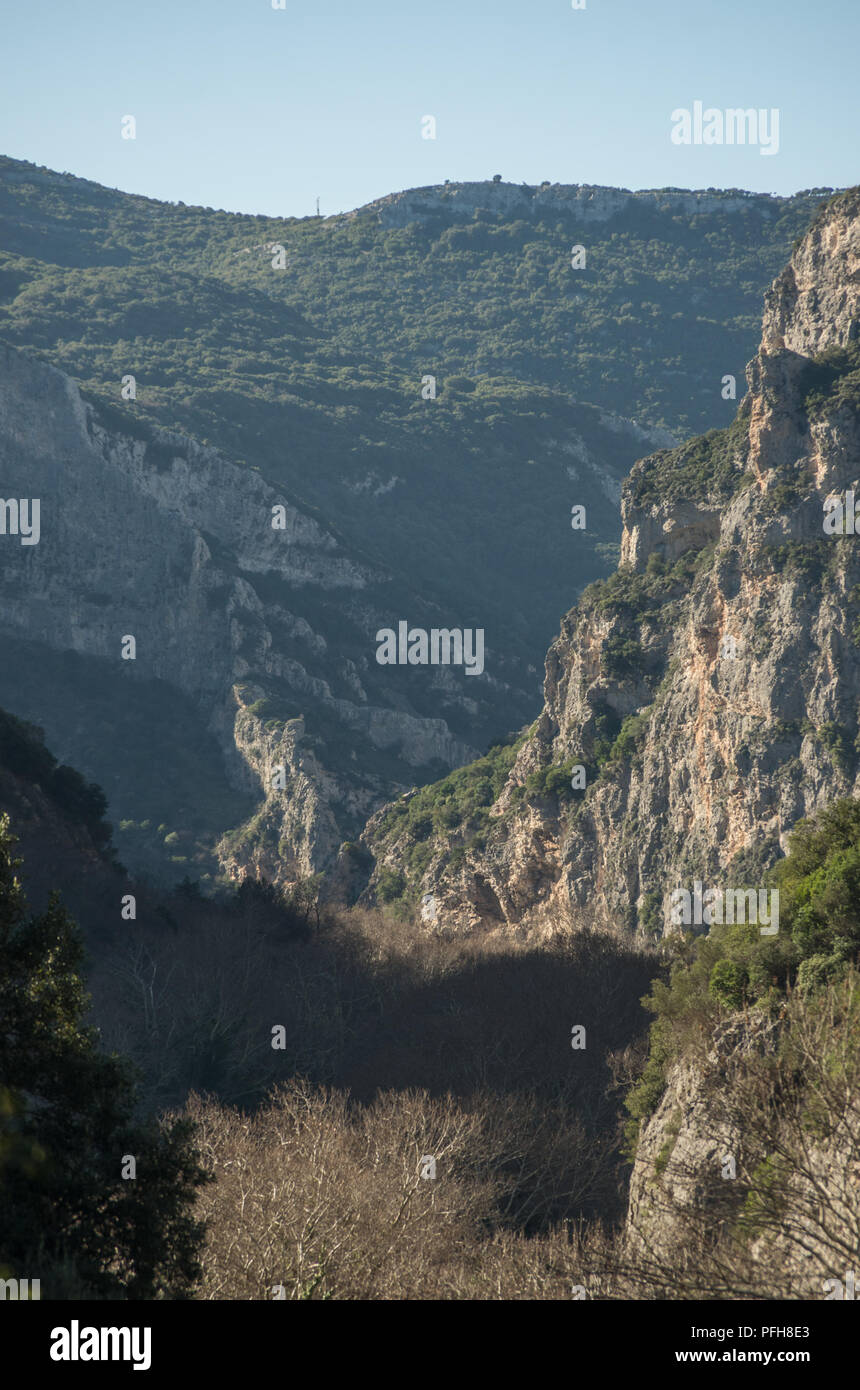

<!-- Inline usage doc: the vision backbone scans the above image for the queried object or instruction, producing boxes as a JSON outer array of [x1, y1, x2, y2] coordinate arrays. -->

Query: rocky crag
[[360, 187, 860, 936], [0, 342, 500, 884]]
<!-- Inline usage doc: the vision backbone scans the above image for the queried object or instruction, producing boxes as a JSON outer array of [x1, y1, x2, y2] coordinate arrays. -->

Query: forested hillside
[[0, 160, 832, 665], [0, 161, 830, 435]]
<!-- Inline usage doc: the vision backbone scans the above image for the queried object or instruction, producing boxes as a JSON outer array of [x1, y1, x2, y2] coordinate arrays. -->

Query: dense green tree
[[0, 814, 207, 1298]]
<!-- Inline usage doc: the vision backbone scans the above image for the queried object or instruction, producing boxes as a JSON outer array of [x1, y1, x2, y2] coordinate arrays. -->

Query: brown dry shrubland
[[97, 904, 658, 1298], [89, 898, 857, 1298], [185, 1081, 623, 1300]]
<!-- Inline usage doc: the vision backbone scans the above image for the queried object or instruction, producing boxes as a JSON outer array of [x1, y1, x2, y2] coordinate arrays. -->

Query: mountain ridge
[[0, 158, 842, 883]]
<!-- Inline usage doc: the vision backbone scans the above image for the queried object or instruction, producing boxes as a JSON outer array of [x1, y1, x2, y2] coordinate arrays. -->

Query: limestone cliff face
[[364, 189, 860, 934], [0, 343, 479, 883]]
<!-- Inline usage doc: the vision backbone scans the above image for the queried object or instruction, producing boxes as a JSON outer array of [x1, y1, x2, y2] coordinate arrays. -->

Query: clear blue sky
[[1, 0, 857, 217]]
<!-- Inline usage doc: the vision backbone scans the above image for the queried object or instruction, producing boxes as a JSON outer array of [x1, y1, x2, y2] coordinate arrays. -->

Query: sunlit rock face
[[363, 190, 860, 936]]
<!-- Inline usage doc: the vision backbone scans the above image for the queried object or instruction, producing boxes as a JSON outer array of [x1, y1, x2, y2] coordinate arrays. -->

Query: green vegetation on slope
[[626, 797, 860, 1133], [0, 162, 827, 433], [370, 731, 531, 895], [627, 402, 752, 509], [800, 340, 860, 418]]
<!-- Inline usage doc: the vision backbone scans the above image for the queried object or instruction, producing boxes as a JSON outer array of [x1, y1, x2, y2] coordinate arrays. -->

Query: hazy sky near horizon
[[2, 0, 858, 218]]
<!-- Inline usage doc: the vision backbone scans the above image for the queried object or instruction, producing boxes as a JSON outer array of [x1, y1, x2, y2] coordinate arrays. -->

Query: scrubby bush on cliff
[[627, 405, 751, 510], [800, 339, 860, 418]]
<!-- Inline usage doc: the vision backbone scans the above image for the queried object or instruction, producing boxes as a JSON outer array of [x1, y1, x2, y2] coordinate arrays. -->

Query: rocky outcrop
[[363, 188, 860, 933], [359, 180, 835, 231], [0, 342, 484, 884], [625, 1003, 860, 1298]]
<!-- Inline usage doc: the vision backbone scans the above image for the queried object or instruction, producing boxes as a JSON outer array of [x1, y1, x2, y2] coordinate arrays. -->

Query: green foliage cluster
[[760, 476, 805, 515], [372, 733, 529, 895], [521, 759, 578, 801], [601, 709, 653, 768], [764, 540, 827, 583], [589, 703, 624, 769], [816, 721, 856, 776], [637, 890, 663, 937], [245, 695, 303, 727], [582, 548, 703, 642], [377, 867, 406, 903], [602, 634, 647, 680], [626, 798, 860, 1137], [510, 705, 653, 815], [800, 340, 860, 418], [765, 535, 852, 585]]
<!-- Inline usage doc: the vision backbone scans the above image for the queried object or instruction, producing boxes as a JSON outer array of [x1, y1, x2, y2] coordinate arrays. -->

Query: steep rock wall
[[363, 189, 860, 934]]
